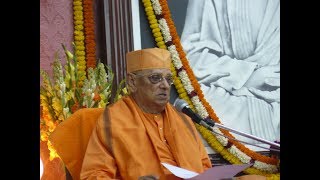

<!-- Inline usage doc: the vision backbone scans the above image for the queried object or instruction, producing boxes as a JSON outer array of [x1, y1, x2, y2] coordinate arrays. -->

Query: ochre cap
[[126, 48, 171, 73]]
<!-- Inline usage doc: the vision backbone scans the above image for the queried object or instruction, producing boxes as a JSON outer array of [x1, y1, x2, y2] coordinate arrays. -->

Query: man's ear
[[127, 73, 137, 92]]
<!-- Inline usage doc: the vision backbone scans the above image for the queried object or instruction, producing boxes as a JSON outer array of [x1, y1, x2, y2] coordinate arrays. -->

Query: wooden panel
[[96, 0, 134, 100]]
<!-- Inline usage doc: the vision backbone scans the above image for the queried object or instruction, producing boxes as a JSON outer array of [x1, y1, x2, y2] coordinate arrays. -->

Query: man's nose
[[159, 78, 171, 88]]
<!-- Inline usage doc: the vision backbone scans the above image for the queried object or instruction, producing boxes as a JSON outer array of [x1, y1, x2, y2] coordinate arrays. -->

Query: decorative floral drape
[[73, 0, 97, 86]]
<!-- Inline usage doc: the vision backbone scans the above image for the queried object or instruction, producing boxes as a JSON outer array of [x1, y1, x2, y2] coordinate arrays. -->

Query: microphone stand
[[199, 119, 280, 149], [172, 98, 280, 150]]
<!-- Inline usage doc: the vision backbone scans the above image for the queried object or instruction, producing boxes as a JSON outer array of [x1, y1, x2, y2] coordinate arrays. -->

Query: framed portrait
[[131, 0, 280, 175]]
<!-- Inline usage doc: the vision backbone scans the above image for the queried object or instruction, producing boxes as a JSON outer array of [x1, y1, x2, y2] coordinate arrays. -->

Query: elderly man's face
[[132, 68, 173, 112]]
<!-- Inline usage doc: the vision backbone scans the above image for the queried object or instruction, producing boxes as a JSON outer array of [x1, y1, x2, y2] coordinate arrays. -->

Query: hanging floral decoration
[[83, 0, 96, 69], [73, 0, 87, 87], [141, 0, 279, 178]]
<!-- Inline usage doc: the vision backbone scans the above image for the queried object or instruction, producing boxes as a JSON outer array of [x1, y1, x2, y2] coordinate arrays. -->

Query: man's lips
[[158, 93, 168, 98]]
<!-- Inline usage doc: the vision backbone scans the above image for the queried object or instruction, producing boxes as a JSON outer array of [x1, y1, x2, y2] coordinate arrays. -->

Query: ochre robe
[[80, 96, 212, 179]]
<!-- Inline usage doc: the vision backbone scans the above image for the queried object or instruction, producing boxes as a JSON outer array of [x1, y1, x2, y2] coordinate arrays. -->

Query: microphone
[[173, 98, 280, 149], [173, 98, 214, 129]]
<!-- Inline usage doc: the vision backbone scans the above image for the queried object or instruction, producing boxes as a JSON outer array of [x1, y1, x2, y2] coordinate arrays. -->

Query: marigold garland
[[141, 0, 280, 178], [83, 0, 97, 69], [73, 0, 86, 87]]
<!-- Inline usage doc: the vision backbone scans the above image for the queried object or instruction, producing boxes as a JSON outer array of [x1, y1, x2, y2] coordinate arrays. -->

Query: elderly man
[[80, 48, 212, 180]]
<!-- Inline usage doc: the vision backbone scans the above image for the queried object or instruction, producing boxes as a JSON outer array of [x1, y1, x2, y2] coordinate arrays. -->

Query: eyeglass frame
[[133, 72, 174, 86]]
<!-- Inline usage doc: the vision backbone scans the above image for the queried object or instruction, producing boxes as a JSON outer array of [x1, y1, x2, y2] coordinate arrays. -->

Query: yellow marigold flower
[[175, 83, 184, 90], [149, 19, 157, 24], [75, 35, 85, 41], [79, 75, 87, 81], [77, 70, 85, 77], [77, 60, 86, 66], [77, 46, 85, 51], [150, 23, 158, 29], [143, 0, 151, 6], [73, 5, 83, 11], [75, 25, 84, 31], [152, 31, 161, 37], [78, 65, 86, 71], [76, 50, 86, 56], [74, 11, 83, 17], [74, 16, 83, 22], [73, 1, 82, 6], [74, 20, 84, 25], [74, 30, 84, 36], [171, 71, 177, 77], [144, 3, 152, 8], [156, 41, 165, 47], [145, 6, 153, 12], [148, 15, 156, 21], [179, 92, 187, 98], [155, 36, 163, 42], [146, 11, 154, 16], [177, 88, 186, 94]]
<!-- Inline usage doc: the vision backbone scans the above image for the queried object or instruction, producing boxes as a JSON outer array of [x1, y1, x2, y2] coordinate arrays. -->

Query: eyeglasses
[[134, 73, 174, 85]]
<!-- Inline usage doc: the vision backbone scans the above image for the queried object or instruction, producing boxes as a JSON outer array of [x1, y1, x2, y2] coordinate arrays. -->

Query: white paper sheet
[[161, 162, 253, 180], [161, 163, 199, 179]]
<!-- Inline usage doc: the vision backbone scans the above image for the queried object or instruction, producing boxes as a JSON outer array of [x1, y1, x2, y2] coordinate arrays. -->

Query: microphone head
[[173, 98, 189, 112]]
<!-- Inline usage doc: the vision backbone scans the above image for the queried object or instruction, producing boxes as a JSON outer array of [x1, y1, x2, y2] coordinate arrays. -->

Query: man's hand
[[245, 64, 280, 90]]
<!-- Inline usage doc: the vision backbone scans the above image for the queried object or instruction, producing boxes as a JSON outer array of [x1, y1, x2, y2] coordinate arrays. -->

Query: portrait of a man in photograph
[[139, 0, 280, 150]]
